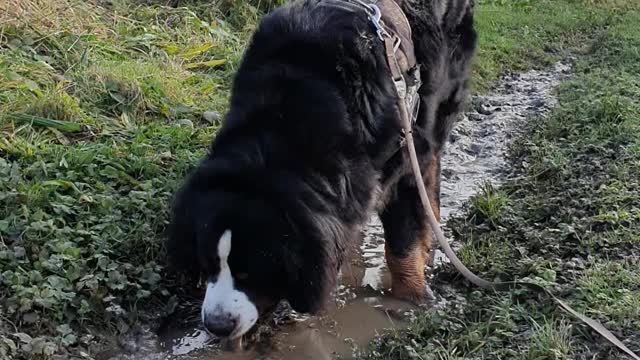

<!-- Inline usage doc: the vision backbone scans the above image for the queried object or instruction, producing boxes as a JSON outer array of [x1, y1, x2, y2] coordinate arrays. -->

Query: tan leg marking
[[386, 155, 441, 303], [424, 155, 441, 221], [386, 228, 432, 303]]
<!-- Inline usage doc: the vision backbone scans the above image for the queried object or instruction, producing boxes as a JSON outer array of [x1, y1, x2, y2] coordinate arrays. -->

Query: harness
[[321, 0, 422, 130], [362, 0, 423, 129], [317, 1, 640, 358]]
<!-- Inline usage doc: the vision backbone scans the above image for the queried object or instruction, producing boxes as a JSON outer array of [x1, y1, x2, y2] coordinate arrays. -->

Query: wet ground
[[101, 61, 570, 360]]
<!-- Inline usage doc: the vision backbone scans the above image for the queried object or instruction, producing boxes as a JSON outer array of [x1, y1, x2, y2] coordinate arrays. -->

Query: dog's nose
[[203, 315, 237, 337]]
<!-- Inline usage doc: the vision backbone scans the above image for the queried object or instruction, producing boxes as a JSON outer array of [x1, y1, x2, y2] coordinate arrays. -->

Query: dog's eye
[[236, 272, 249, 281]]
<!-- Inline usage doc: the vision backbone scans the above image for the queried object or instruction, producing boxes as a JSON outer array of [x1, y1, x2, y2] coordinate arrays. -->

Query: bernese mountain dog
[[168, 0, 476, 339]]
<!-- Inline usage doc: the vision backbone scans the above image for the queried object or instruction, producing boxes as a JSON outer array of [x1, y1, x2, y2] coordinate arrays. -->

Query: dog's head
[[167, 162, 343, 339]]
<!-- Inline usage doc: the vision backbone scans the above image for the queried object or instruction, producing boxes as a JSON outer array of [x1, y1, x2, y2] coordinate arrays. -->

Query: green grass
[[1, 0, 638, 359], [0, 0, 260, 358], [366, 2, 640, 359], [526, 319, 574, 360]]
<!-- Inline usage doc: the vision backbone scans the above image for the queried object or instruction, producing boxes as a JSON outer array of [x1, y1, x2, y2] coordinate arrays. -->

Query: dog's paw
[[390, 280, 429, 305]]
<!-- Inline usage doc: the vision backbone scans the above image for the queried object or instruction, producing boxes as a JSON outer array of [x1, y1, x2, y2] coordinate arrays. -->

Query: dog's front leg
[[380, 155, 440, 302]]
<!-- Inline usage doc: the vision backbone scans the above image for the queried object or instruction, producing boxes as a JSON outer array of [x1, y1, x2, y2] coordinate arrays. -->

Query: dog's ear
[[166, 185, 200, 276], [284, 214, 343, 314]]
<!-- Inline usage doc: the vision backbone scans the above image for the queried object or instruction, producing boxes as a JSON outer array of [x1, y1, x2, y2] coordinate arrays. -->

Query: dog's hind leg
[[380, 154, 441, 302]]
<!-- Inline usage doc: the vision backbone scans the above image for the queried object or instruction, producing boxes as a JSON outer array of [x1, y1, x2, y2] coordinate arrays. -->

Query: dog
[[167, 0, 476, 340]]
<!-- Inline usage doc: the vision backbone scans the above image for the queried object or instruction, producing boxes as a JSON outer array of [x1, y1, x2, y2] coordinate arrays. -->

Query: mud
[[439, 61, 570, 222], [101, 60, 570, 360]]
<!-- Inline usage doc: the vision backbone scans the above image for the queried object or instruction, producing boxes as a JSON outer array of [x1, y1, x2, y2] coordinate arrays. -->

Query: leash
[[354, 1, 640, 358]]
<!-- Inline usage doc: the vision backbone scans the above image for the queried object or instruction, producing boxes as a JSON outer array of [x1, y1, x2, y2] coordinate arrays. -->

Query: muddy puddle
[[102, 61, 570, 360]]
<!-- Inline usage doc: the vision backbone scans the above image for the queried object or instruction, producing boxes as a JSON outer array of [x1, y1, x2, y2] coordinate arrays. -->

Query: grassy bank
[[0, 0, 634, 358], [366, 2, 640, 360], [0, 0, 261, 357]]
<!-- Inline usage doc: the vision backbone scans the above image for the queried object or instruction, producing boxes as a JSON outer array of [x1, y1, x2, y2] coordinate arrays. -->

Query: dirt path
[[102, 61, 571, 360]]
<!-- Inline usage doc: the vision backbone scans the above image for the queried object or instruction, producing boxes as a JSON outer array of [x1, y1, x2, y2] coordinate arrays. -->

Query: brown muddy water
[[101, 61, 570, 360]]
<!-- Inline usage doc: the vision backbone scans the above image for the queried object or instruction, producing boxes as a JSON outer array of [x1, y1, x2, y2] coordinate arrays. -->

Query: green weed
[[525, 319, 574, 360], [469, 181, 510, 226]]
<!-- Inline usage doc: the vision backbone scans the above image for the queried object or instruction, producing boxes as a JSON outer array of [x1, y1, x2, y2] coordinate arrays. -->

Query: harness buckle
[[368, 4, 390, 40], [393, 77, 407, 99]]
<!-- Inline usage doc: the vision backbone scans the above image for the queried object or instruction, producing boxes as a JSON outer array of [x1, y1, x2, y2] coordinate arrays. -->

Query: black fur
[[168, 0, 476, 314]]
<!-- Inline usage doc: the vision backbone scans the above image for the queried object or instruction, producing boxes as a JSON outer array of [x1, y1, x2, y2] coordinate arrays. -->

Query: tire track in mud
[[102, 60, 571, 360]]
